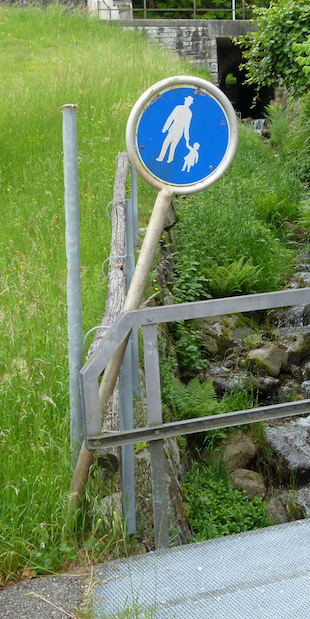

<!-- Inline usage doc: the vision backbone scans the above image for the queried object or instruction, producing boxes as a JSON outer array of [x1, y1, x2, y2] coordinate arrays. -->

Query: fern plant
[[204, 257, 261, 297], [165, 375, 220, 421]]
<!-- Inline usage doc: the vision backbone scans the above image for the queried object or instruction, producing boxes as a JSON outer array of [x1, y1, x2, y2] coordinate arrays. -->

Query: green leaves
[[184, 462, 270, 540], [236, 0, 310, 98], [294, 36, 310, 75], [165, 375, 220, 420]]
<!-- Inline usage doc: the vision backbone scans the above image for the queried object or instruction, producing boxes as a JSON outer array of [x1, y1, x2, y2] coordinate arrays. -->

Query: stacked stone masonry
[[122, 20, 254, 85]]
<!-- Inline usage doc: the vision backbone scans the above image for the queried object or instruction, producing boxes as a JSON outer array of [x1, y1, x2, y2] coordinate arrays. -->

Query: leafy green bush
[[236, 0, 310, 98], [184, 461, 270, 540]]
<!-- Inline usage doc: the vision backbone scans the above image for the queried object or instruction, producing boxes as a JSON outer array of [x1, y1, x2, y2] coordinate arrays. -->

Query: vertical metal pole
[[143, 0, 146, 19], [143, 324, 169, 549], [119, 340, 136, 534], [129, 165, 140, 397], [193, 0, 196, 20], [232, 0, 235, 19], [118, 197, 137, 534], [125, 197, 140, 398], [62, 104, 83, 468], [242, 0, 245, 19], [130, 164, 139, 248]]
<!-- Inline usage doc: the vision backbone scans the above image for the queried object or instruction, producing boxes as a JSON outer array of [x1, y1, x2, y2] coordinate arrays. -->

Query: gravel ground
[[0, 569, 92, 619]]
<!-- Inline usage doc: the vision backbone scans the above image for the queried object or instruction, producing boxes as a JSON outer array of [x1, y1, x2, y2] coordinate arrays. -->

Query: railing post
[[144, 0, 147, 19], [143, 323, 169, 549], [125, 197, 140, 398], [193, 0, 196, 19], [62, 104, 83, 468], [119, 339, 136, 534]]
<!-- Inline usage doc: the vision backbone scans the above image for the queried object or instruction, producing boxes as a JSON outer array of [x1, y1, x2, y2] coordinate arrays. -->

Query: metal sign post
[[74, 77, 238, 542], [124, 75, 238, 548]]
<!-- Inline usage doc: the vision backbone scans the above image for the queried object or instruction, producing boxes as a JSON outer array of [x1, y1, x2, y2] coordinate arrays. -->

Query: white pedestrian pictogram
[[156, 96, 194, 164], [182, 142, 200, 172]]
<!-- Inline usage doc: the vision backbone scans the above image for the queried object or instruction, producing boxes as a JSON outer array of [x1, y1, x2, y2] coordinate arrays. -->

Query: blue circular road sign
[[126, 76, 238, 196]]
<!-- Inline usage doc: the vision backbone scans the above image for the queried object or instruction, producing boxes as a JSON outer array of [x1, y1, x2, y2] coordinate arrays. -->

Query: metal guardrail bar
[[80, 285, 310, 548], [136, 0, 247, 18], [89, 399, 310, 448], [81, 287, 310, 376], [144, 323, 169, 548], [81, 286, 310, 442]]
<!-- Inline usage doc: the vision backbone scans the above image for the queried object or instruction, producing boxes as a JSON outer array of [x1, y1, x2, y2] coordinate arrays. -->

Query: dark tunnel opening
[[217, 37, 274, 119]]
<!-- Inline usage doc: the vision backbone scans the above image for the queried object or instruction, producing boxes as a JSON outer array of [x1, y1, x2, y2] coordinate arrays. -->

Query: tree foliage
[[294, 37, 310, 76], [236, 0, 310, 98]]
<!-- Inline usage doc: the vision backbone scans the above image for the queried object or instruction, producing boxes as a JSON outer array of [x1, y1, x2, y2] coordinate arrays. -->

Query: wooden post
[[68, 152, 129, 512], [68, 186, 173, 512]]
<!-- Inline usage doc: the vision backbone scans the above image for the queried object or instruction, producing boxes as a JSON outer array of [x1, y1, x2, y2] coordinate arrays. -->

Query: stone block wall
[[122, 19, 254, 85]]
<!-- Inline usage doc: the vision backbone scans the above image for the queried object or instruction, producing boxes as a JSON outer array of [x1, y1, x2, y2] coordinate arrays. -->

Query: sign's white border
[[126, 75, 239, 196]]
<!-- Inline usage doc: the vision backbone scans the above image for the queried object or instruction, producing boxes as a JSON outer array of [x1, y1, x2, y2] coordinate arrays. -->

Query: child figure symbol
[[182, 142, 200, 172]]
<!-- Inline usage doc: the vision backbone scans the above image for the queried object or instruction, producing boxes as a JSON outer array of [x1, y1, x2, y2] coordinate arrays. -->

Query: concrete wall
[[122, 19, 255, 84]]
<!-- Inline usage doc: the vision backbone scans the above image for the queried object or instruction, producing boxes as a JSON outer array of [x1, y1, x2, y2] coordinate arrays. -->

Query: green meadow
[[0, 4, 210, 584]]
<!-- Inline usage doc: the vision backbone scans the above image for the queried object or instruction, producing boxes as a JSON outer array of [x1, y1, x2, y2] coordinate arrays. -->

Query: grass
[[173, 122, 302, 297], [0, 3, 211, 585], [0, 1, 305, 590]]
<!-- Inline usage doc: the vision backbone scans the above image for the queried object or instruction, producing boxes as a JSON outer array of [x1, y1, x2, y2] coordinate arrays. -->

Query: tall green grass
[[0, 4, 210, 584], [173, 123, 302, 297]]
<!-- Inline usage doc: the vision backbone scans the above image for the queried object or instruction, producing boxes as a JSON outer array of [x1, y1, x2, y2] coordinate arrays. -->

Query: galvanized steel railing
[[80, 286, 310, 548], [133, 0, 248, 20]]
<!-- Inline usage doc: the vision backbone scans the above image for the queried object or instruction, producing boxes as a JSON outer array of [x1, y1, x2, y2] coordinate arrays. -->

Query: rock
[[267, 304, 310, 329], [229, 469, 266, 499], [295, 487, 310, 517], [222, 437, 257, 472], [98, 492, 122, 521], [274, 325, 310, 366], [164, 203, 176, 229], [204, 363, 280, 396], [301, 380, 310, 397], [301, 359, 310, 380], [252, 375, 281, 394], [264, 422, 310, 482], [211, 369, 250, 395], [277, 379, 301, 403], [247, 344, 288, 377], [266, 497, 289, 525], [195, 315, 250, 356]]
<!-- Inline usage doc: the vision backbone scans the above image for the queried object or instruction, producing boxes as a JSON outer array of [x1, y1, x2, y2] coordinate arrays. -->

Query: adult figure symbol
[[156, 95, 194, 164]]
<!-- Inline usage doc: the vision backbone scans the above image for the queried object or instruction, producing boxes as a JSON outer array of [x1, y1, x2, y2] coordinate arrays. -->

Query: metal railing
[[133, 0, 248, 20], [80, 286, 310, 548]]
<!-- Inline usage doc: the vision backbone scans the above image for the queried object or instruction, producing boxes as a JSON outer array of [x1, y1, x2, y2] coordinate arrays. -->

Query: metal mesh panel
[[92, 519, 310, 618]]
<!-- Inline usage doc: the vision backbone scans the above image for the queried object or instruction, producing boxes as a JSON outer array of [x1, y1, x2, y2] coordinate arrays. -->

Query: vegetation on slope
[[0, 2, 306, 586], [0, 3, 209, 585]]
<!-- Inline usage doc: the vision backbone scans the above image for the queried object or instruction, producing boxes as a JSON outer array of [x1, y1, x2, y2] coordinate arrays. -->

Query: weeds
[[184, 459, 270, 541]]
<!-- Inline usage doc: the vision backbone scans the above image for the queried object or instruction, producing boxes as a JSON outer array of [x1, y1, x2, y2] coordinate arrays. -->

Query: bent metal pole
[[68, 187, 173, 510]]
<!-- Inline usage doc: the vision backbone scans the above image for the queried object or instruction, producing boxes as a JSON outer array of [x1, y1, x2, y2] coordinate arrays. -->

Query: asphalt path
[[0, 569, 92, 619]]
